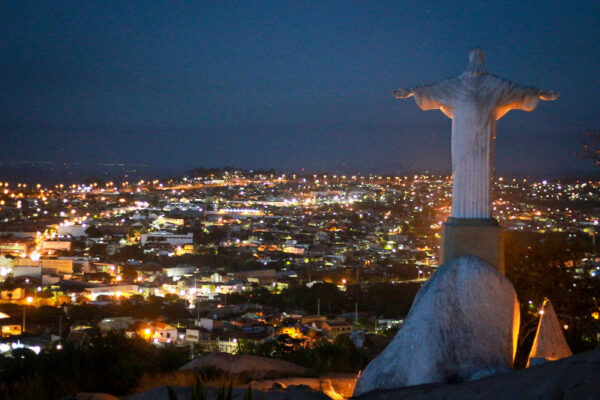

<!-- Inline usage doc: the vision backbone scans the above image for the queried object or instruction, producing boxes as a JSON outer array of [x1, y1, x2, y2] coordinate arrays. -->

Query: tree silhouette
[[577, 130, 600, 167]]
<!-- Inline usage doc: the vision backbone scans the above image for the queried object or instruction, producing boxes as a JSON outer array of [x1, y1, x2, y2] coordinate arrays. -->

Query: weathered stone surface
[[353, 255, 519, 396], [441, 218, 504, 273], [354, 349, 600, 400], [128, 385, 330, 400], [62, 394, 119, 400], [250, 374, 357, 399], [527, 299, 572, 366]]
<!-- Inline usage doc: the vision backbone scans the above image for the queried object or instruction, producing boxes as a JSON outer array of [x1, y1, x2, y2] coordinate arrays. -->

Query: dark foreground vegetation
[[0, 331, 369, 400], [0, 331, 188, 400], [237, 334, 368, 375]]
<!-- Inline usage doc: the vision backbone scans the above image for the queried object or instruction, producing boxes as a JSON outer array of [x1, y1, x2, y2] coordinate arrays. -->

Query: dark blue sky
[[1, 1, 599, 178]]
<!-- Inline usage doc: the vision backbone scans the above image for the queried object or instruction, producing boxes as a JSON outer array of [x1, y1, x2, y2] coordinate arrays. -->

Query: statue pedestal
[[441, 218, 504, 274]]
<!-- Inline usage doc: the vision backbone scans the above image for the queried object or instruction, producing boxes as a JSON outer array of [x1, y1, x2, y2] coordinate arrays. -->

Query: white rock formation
[[353, 349, 600, 400], [393, 48, 559, 219], [527, 299, 572, 366], [353, 255, 520, 396]]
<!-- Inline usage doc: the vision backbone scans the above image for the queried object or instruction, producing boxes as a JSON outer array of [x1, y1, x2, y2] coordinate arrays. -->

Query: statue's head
[[467, 48, 486, 76]]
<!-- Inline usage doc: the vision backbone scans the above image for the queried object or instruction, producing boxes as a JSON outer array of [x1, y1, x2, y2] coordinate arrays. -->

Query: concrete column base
[[441, 218, 505, 274]]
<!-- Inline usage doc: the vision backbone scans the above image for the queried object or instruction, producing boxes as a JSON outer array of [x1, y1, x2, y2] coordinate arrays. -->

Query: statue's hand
[[539, 90, 560, 101], [393, 88, 414, 99]]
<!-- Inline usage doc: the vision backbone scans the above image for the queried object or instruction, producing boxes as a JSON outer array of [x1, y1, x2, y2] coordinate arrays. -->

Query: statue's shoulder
[[485, 73, 519, 87], [415, 75, 462, 90]]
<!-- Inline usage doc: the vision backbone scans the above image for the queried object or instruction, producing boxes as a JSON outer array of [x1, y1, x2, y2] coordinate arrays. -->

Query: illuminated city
[[1, 1, 599, 399], [0, 172, 598, 344]]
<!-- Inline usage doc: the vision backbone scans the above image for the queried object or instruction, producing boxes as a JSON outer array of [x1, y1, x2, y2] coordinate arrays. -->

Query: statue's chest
[[453, 80, 501, 115], [452, 101, 496, 124]]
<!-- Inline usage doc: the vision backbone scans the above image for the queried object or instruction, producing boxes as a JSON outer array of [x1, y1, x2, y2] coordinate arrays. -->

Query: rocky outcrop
[[354, 349, 600, 400], [527, 299, 572, 366], [128, 385, 330, 400], [250, 374, 357, 399], [85, 350, 600, 400], [354, 255, 520, 396], [62, 394, 119, 400], [179, 353, 311, 380]]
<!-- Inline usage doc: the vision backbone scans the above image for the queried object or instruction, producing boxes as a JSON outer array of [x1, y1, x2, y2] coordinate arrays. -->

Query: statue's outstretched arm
[[539, 90, 560, 101], [393, 88, 414, 99], [394, 81, 455, 117], [495, 82, 560, 119]]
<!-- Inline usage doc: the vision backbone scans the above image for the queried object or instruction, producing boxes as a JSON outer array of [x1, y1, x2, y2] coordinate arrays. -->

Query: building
[[198, 318, 223, 332], [41, 241, 71, 252], [141, 232, 194, 246], [84, 285, 139, 300], [300, 315, 326, 325], [1, 325, 22, 337], [321, 319, 354, 336], [56, 224, 87, 238], [13, 265, 42, 279], [233, 269, 276, 282], [41, 259, 73, 274], [163, 265, 197, 278], [152, 322, 178, 343], [184, 329, 238, 353]]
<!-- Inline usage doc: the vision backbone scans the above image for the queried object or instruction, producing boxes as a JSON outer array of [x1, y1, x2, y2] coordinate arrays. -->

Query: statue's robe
[[411, 72, 541, 219]]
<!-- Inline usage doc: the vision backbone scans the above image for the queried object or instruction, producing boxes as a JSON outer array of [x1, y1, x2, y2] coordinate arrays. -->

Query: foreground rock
[[62, 394, 119, 400], [354, 255, 519, 396], [179, 353, 311, 380], [251, 374, 357, 399], [128, 385, 330, 400], [527, 299, 572, 366], [355, 349, 600, 400]]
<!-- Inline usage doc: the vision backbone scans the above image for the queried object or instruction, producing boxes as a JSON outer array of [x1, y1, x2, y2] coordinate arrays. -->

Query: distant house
[[163, 265, 196, 278], [300, 315, 326, 325], [12, 265, 42, 279], [1, 325, 22, 337], [153, 322, 178, 343], [41, 241, 71, 252], [198, 318, 223, 332], [184, 328, 203, 343], [233, 269, 276, 282], [56, 224, 87, 238], [196, 336, 239, 354], [1, 287, 27, 300], [141, 232, 193, 246], [84, 285, 139, 300], [321, 319, 353, 336], [276, 270, 298, 279]]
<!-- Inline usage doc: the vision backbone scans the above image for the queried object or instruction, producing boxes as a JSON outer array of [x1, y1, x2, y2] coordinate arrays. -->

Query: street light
[[23, 296, 33, 333]]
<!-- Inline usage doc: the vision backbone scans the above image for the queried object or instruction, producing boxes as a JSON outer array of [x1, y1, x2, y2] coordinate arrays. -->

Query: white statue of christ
[[394, 48, 559, 219]]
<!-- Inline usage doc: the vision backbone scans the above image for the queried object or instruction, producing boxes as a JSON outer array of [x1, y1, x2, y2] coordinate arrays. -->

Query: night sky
[[2, 1, 599, 179]]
